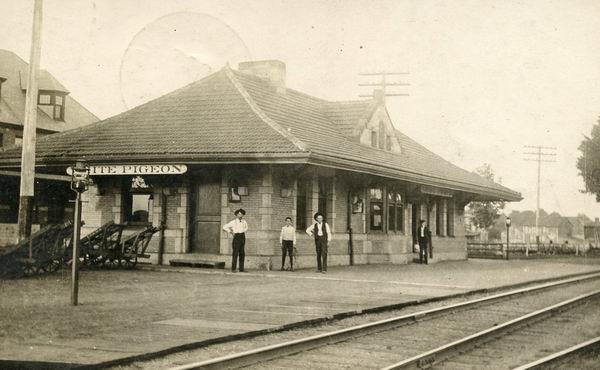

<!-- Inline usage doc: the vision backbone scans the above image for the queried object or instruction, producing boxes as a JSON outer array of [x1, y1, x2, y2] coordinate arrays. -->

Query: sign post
[[505, 217, 511, 260], [70, 160, 90, 306]]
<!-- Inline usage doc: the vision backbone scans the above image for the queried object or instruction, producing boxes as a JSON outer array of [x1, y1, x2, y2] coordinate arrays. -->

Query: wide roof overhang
[[0, 151, 521, 202]]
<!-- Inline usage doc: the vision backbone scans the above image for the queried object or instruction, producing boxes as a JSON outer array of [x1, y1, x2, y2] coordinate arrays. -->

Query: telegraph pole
[[523, 145, 556, 254], [358, 72, 410, 101], [18, 0, 43, 246]]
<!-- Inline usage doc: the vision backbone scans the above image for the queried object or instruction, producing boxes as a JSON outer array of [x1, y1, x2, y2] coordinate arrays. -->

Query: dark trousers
[[315, 236, 328, 271], [418, 238, 429, 264], [282, 240, 294, 269], [232, 233, 245, 271]]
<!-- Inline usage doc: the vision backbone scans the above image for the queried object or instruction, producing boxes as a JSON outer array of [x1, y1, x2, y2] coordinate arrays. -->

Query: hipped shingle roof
[[0, 65, 521, 201]]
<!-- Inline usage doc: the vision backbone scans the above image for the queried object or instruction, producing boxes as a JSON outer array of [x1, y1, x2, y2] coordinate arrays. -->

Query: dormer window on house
[[38, 91, 66, 121], [20, 70, 70, 122], [371, 130, 377, 147], [367, 123, 397, 153], [378, 122, 385, 149], [0, 77, 5, 99]]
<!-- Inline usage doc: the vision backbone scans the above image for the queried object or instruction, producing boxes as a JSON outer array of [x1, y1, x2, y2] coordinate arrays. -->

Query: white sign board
[[67, 164, 187, 176]]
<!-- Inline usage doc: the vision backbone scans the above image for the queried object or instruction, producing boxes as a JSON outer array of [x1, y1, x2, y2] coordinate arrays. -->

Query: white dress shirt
[[223, 218, 248, 234], [306, 222, 332, 242], [279, 225, 296, 244]]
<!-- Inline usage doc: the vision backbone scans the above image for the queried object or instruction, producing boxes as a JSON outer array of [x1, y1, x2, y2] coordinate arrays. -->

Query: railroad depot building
[[0, 49, 98, 244], [0, 60, 521, 267]]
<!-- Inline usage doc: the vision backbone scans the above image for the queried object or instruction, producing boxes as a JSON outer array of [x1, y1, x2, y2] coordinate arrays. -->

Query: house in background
[[0, 49, 99, 245], [584, 218, 600, 244], [498, 211, 590, 245], [561, 216, 586, 241], [0, 50, 98, 148], [0, 60, 521, 265]]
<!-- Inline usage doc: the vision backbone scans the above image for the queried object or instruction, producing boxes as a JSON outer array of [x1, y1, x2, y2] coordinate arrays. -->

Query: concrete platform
[[1, 258, 600, 367]]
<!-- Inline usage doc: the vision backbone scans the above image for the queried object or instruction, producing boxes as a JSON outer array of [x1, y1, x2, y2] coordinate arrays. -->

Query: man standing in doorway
[[418, 219, 431, 264], [306, 212, 332, 273], [223, 209, 248, 272]]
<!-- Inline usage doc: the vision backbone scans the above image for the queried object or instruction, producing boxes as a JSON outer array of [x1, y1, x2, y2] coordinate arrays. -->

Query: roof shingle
[[0, 63, 521, 201]]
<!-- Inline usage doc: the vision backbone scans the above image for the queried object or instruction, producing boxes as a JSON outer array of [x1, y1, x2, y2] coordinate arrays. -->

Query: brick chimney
[[238, 60, 286, 94], [373, 89, 385, 105]]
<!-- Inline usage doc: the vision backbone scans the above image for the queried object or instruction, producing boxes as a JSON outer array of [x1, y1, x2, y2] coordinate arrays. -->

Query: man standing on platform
[[279, 216, 296, 271], [306, 212, 332, 273], [223, 209, 248, 272], [417, 219, 431, 264]]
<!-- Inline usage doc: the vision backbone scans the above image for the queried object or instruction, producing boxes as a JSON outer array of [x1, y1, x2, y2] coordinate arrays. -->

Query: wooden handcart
[[0, 221, 73, 278], [76, 221, 160, 269]]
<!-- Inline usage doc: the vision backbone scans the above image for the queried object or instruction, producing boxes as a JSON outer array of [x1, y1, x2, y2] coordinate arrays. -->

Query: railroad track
[[165, 272, 600, 370], [514, 336, 600, 370]]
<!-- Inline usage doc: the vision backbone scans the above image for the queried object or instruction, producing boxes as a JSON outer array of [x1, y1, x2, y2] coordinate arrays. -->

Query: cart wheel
[[87, 254, 103, 267], [104, 258, 121, 269], [22, 263, 37, 276], [46, 259, 61, 273], [123, 255, 138, 269]]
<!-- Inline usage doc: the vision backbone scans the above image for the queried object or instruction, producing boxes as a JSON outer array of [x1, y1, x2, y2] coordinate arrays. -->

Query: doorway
[[189, 179, 221, 254], [411, 203, 420, 248]]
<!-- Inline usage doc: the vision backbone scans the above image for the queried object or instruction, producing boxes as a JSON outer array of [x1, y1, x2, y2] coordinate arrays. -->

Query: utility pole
[[358, 72, 410, 101], [18, 0, 43, 247], [523, 145, 556, 255]]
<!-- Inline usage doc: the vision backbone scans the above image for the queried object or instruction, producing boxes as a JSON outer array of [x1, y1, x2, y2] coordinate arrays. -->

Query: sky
[[1, 0, 600, 217]]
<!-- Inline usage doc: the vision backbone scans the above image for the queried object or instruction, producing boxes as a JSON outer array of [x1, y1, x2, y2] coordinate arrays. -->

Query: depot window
[[369, 188, 384, 231], [318, 178, 329, 218], [387, 191, 404, 233], [446, 199, 455, 236], [296, 180, 308, 230], [123, 176, 153, 224]]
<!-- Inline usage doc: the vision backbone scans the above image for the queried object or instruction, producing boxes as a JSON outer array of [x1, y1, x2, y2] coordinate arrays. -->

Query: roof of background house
[[0, 64, 521, 201], [0, 49, 98, 133], [585, 219, 600, 227], [19, 69, 70, 94], [565, 216, 587, 226]]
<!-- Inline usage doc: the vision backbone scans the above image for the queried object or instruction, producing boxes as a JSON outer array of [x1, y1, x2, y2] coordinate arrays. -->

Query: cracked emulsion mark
[[118, 12, 251, 111]]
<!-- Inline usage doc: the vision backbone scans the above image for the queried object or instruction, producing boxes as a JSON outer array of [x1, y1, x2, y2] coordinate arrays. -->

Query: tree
[[468, 164, 506, 230], [577, 117, 600, 201]]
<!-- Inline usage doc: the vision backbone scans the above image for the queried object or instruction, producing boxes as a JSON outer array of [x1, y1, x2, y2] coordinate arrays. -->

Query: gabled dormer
[[20, 70, 70, 121], [359, 104, 402, 154], [323, 89, 402, 154]]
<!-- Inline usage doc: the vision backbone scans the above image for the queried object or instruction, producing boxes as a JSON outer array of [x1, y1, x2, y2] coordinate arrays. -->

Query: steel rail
[[382, 290, 600, 370], [166, 272, 600, 370], [512, 336, 600, 370]]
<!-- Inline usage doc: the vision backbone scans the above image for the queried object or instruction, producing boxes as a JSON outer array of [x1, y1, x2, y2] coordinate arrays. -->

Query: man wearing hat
[[223, 209, 248, 272], [417, 219, 431, 264], [306, 212, 332, 273]]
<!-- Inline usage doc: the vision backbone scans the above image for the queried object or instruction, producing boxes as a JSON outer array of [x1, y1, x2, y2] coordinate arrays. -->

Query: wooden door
[[190, 181, 221, 254]]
